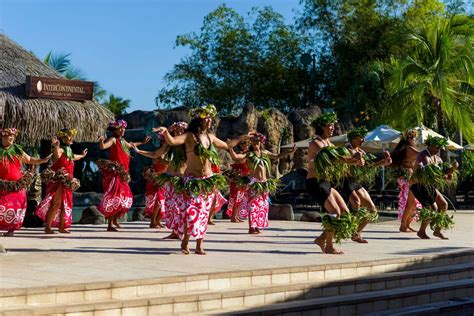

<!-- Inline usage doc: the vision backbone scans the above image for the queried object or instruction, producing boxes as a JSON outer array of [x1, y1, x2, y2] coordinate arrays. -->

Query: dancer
[[228, 133, 295, 234], [137, 134, 169, 229], [36, 129, 87, 234], [226, 140, 251, 223], [0, 128, 50, 236], [154, 104, 248, 255], [305, 112, 361, 254], [409, 136, 458, 240], [342, 126, 392, 243], [134, 122, 188, 235], [97, 120, 150, 231], [390, 129, 422, 232]]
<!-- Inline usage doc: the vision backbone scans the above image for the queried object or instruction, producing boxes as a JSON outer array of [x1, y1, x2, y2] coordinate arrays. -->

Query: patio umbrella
[[392, 124, 463, 151]]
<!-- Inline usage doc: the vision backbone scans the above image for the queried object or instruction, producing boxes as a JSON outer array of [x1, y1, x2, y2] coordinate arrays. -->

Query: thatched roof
[[0, 33, 114, 145]]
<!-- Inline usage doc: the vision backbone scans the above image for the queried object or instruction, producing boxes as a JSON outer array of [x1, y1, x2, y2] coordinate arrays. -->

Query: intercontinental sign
[[25, 76, 94, 101]]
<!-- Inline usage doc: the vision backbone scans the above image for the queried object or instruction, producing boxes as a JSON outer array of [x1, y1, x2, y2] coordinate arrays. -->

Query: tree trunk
[[433, 96, 448, 160]]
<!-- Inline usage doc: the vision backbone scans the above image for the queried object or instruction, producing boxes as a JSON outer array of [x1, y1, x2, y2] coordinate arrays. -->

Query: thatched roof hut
[[0, 34, 114, 145]]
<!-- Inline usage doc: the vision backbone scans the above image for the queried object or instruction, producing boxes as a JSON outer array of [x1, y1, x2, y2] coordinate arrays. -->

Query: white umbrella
[[281, 134, 347, 149], [363, 125, 401, 149], [392, 124, 463, 150]]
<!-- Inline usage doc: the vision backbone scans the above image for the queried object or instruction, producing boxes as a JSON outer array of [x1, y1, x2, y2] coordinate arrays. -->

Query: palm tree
[[44, 51, 107, 102], [102, 94, 130, 116], [380, 15, 473, 142]]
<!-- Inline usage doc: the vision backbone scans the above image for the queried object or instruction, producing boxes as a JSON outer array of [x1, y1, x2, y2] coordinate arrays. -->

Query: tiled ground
[[0, 212, 472, 290]]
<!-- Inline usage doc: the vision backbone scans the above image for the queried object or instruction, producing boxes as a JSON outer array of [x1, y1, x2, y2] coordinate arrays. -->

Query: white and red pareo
[[35, 154, 78, 228], [397, 177, 421, 221], [0, 156, 32, 231], [211, 164, 227, 213], [243, 177, 270, 229], [97, 140, 133, 218], [144, 161, 168, 218], [175, 175, 216, 239], [226, 162, 251, 219], [164, 179, 181, 233]]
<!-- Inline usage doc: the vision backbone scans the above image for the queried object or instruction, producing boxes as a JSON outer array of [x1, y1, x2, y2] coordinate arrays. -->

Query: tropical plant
[[102, 94, 130, 116], [44, 51, 107, 102], [379, 15, 474, 142]]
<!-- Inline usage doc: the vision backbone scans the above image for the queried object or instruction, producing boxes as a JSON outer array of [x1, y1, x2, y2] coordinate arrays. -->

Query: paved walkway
[[0, 212, 472, 290]]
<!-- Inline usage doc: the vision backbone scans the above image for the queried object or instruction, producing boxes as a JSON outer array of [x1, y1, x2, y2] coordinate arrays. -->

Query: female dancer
[[36, 129, 87, 234], [342, 126, 392, 243], [226, 140, 251, 223], [390, 129, 422, 232], [306, 112, 362, 254], [0, 128, 50, 236], [154, 104, 248, 255], [97, 120, 150, 231], [134, 122, 188, 233], [409, 136, 458, 239], [228, 132, 296, 234]]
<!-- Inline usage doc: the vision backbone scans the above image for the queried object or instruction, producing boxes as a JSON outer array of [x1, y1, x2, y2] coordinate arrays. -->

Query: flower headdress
[[251, 132, 267, 144], [168, 121, 188, 135], [425, 135, 448, 149], [189, 104, 218, 119], [311, 112, 338, 129], [108, 120, 127, 130], [57, 128, 78, 139], [347, 126, 368, 141], [0, 128, 19, 137], [403, 129, 417, 140]]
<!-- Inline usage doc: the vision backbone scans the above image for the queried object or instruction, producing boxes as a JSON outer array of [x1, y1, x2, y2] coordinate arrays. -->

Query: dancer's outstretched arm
[[264, 145, 296, 160], [74, 149, 88, 161], [22, 153, 52, 165], [98, 136, 115, 150], [132, 143, 169, 159], [227, 145, 247, 161], [153, 127, 188, 146]]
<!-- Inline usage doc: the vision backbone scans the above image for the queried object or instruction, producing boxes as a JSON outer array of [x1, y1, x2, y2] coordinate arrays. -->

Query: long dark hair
[[186, 117, 203, 136], [314, 125, 325, 137]]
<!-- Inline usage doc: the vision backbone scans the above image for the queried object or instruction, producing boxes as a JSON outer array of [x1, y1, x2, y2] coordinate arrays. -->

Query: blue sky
[[1, 0, 299, 112]]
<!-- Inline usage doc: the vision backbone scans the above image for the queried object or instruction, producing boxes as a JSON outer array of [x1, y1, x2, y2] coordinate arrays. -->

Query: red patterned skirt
[[0, 189, 27, 231]]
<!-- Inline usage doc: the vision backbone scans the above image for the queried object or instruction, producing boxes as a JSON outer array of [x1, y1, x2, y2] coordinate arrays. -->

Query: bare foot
[[314, 237, 326, 253], [208, 220, 215, 225], [156, 222, 164, 228], [113, 221, 122, 228], [58, 229, 71, 234], [2, 230, 14, 237], [399, 224, 409, 232], [149, 224, 159, 229], [249, 228, 259, 234], [417, 231, 430, 239], [195, 248, 207, 255], [351, 234, 368, 243], [44, 228, 56, 234], [107, 227, 119, 232], [256, 228, 261, 234], [163, 233, 180, 240], [181, 242, 190, 255], [407, 226, 418, 233], [433, 231, 449, 240], [231, 218, 244, 223], [325, 246, 344, 254]]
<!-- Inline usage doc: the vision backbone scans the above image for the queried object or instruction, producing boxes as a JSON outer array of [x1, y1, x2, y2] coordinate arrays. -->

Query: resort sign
[[25, 76, 94, 101]]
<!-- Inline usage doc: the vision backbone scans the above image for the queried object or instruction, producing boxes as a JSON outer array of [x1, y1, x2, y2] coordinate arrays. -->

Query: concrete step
[[367, 296, 474, 315], [1, 249, 472, 311], [229, 279, 474, 316], [2, 261, 473, 315]]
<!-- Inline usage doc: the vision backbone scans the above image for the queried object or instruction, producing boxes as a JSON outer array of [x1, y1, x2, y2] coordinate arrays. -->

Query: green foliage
[[165, 146, 186, 170], [103, 94, 130, 116], [195, 143, 220, 165], [173, 174, 227, 197], [249, 178, 281, 195], [313, 146, 350, 186], [350, 153, 380, 186], [379, 15, 474, 142], [0, 144, 24, 161], [430, 211, 455, 231], [418, 207, 436, 222], [248, 151, 271, 172], [461, 150, 474, 182], [157, 5, 309, 113], [354, 207, 379, 225], [61, 145, 74, 161], [321, 212, 359, 244]]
